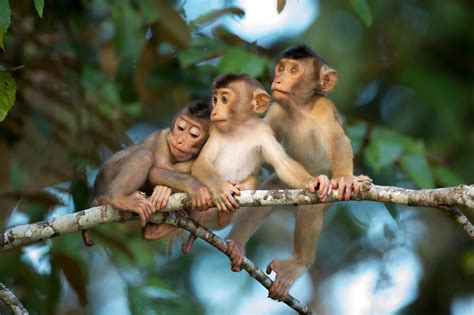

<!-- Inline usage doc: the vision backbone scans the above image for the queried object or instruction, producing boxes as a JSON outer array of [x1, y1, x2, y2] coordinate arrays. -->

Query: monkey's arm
[[149, 167, 202, 193], [260, 129, 313, 189]]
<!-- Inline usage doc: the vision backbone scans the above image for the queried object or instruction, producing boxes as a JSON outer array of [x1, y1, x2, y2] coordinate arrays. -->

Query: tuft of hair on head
[[213, 73, 263, 90], [279, 44, 327, 64], [185, 99, 211, 120]]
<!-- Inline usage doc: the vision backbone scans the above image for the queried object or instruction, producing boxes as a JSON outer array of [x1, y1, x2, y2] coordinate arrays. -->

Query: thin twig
[[161, 213, 314, 315], [0, 283, 29, 315]]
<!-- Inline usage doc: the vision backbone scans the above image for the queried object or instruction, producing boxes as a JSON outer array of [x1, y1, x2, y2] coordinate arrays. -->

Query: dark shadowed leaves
[[0, 0, 10, 50]]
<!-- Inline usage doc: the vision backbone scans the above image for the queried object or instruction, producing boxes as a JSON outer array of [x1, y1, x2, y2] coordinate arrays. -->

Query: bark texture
[[0, 283, 29, 315]]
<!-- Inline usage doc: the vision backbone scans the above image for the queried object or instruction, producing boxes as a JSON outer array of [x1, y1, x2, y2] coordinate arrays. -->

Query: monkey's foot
[[181, 233, 197, 255], [265, 258, 306, 301], [142, 223, 177, 240], [226, 239, 245, 271]]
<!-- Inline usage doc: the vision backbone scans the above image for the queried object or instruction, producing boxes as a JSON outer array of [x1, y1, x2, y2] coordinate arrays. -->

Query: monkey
[[180, 73, 333, 253], [81, 100, 213, 246], [225, 45, 370, 301]]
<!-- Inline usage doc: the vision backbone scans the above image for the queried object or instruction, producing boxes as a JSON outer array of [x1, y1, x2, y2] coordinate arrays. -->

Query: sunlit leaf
[[34, 0, 44, 18], [218, 47, 268, 77], [0, 0, 10, 50], [400, 153, 434, 188], [432, 165, 463, 187], [346, 121, 368, 155], [364, 127, 404, 171], [0, 71, 16, 121], [350, 0, 373, 27], [191, 7, 244, 28], [277, 0, 286, 14]]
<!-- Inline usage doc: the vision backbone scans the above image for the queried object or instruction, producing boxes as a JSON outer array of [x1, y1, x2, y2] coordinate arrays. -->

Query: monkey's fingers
[[160, 188, 172, 210], [222, 195, 236, 212], [337, 179, 346, 200], [344, 182, 352, 201], [229, 185, 241, 196], [227, 193, 240, 210], [331, 178, 338, 189], [352, 178, 361, 194], [138, 210, 148, 227]]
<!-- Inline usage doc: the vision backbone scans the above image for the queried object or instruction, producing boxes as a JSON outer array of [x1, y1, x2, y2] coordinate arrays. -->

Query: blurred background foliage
[[0, 0, 473, 314]]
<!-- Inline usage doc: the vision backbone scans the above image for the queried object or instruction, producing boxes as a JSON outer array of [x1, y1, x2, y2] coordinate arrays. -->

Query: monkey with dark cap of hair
[[82, 100, 214, 246], [225, 45, 371, 301]]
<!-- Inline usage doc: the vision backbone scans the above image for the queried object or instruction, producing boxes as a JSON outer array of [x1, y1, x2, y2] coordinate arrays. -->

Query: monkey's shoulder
[[310, 97, 336, 119]]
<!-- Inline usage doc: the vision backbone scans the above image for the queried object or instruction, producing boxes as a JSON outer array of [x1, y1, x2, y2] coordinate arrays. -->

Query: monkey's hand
[[189, 185, 213, 212], [307, 175, 332, 200], [226, 239, 245, 272], [266, 258, 306, 301], [331, 175, 372, 201], [210, 181, 241, 213], [149, 185, 172, 212]]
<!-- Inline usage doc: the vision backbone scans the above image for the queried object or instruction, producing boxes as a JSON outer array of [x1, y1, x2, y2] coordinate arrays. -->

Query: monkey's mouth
[[272, 89, 290, 95], [212, 119, 227, 124], [170, 142, 189, 155]]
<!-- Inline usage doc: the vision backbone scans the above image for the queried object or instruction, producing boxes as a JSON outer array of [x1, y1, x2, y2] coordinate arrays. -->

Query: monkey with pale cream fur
[[181, 74, 333, 253]]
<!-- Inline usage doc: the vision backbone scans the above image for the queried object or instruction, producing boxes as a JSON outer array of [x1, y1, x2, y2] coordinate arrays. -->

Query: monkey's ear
[[320, 65, 338, 92], [252, 89, 271, 114]]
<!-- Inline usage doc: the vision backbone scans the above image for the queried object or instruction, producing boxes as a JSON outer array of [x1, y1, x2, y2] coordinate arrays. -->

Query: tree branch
[[1, 183, 473, 251], [161, 212, 314, 315], [0, 283, 29, 315]]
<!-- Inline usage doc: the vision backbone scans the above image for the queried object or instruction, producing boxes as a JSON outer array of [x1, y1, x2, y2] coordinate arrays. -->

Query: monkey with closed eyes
[[179, 73, 332, 253], [225, 45, 370, 300], [82, 100, 213, 246]]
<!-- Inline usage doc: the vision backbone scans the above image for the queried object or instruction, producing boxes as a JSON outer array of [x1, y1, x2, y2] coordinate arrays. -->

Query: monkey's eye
[[290, 66, 298, 74], [190, 133, 199, 139], [221, 95, 228, 104], [177, 125, 185, 131], [213, 96, 218, 104], [278, 65, 284, 72]]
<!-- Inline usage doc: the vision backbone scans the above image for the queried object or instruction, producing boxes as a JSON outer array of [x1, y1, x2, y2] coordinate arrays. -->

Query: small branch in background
[[441, 207, 474, 237], [160, 213, 314, 315], [1, 183, 473, 251], [0, 283, 29, 315]]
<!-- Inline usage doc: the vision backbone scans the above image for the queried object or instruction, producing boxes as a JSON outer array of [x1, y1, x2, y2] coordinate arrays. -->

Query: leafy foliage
[[0, 0, 472, 314]]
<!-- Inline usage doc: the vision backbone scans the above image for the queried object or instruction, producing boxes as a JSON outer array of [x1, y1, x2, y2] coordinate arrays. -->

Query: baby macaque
[[82, 100, 213, 246], [180, 74, 331, 252], [226, 45, 369, 300]]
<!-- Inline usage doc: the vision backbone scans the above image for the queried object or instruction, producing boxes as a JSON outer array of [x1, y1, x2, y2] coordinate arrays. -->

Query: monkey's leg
[[99, 149, 155, 226], [226, 174, 286, 271], [266, 203, 330, 300]]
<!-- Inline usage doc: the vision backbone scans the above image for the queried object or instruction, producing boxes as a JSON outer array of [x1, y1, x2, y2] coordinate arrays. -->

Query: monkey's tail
[[82, 229, 95, 246]]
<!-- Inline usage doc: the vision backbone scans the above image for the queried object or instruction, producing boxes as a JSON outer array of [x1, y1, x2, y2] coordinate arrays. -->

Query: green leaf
[[0, 0, 11, 50], [364, 127, 404, 171], [178, 36, 226, 67], [350, 0, 373, 27], [191, 7, 244, 28], [277, 0, 286, 14], [34, 0, 44, 18], [218, 47, 268, 77], [432, 165, 463, 187], [346, 121, 368, 155], [0, 71, 16, 121], [400, 153, 434, 188]]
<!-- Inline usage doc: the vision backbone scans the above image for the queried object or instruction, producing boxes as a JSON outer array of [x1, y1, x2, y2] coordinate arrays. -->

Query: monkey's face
[[272, 58, 320, 104], [211, 84, 249, 133], [168, 115, 209, 162]]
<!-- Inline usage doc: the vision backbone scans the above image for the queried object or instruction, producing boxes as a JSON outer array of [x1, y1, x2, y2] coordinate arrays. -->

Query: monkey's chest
[[213, 143, 262, 182], [283, 126, 330, 175]]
